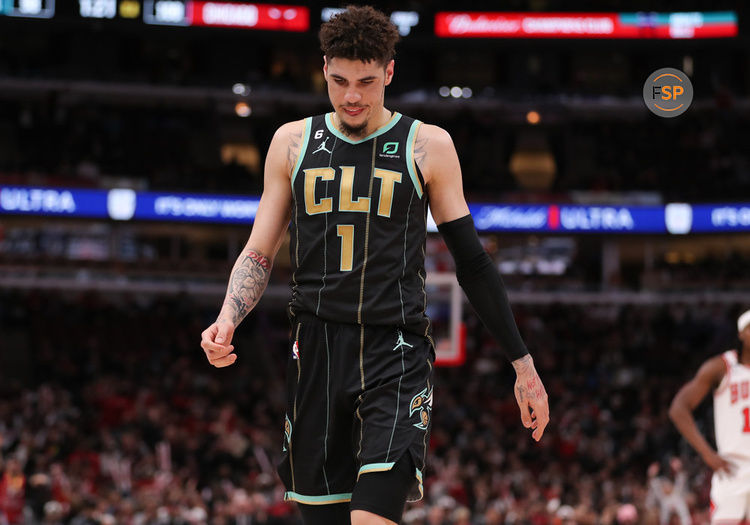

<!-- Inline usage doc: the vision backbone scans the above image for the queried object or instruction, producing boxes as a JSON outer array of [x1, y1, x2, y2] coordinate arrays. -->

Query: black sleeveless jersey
[[288, 112, 431, 338]]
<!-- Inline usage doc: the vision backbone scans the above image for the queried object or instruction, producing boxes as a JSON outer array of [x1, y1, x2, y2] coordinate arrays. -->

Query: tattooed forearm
[[414, 136, 428, 171], [219, 249, 271, 326], [287, 129, 303, 175]]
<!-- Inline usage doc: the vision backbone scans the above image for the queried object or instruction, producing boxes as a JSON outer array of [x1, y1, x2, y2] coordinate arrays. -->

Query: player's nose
[[344, 89, 361, 103]]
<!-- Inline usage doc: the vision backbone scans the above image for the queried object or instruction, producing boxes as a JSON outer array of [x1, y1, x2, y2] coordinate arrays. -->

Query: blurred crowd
[[0, 290, 742, 524], [2, 4, 749, 524]]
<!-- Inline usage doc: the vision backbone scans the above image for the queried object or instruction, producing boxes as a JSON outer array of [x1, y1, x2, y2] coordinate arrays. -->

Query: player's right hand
[[703, 450, 736, 477], [201, 320, 237, 368], [511, 355, 550, 442]]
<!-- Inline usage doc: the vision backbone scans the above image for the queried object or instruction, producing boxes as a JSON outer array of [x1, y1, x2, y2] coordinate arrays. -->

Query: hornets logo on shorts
[[409, 386, 433, 430], [283, 415, 292, 451]]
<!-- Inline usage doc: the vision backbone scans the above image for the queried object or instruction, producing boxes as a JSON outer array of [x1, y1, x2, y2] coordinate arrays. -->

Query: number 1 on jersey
[[743, 406, 750, 433], [337, 224, 354, 271]]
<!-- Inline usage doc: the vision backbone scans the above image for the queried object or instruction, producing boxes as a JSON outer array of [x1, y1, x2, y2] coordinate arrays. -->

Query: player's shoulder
[[415, 122, 453, 145], [274, 118, 308, 140], [266, 118, 310, 175], [268, 119, 309, 155], [697, 352, 732, 383]]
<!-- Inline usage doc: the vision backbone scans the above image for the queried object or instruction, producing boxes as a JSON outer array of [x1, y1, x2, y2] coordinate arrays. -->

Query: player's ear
[[384, 59, 394, 86], [323, 56, 329, 80]]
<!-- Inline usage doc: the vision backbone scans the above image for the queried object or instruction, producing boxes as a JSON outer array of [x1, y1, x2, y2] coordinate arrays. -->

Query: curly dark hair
[[319, 5, 400, 66]]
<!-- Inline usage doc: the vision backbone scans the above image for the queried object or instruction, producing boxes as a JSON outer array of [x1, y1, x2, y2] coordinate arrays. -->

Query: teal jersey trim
[[291, 117, 312, 187], [358, 461, 396, 478], [405, 120, 424, 198], [414, 467, 424, 500], [284, 491, 353, 505], [324, 112, 402, 145]]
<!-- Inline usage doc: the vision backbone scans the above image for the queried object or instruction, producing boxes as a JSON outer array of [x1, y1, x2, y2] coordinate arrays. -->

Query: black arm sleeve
[[437, 214, 529, 361]]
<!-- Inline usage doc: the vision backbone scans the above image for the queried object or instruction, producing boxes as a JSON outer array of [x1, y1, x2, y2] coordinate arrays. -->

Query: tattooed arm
[[201, 120, 300, 368], [417, 124, 470, 224], [215, 121, 303, 327], [216, 249, 272, 327]]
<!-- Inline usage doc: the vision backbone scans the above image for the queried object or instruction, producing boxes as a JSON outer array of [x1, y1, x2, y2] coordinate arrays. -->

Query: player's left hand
[[511, 354, 549, 442]]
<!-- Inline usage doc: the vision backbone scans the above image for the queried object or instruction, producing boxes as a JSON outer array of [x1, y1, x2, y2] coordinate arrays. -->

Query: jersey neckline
[[325, 111, 402, 145]]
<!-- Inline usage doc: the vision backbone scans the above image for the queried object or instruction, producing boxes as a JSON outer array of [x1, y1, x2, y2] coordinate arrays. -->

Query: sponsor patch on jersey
[[379, 141, 400, 159]]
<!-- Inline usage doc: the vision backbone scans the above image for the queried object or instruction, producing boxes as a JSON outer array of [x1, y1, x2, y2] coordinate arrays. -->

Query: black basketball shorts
[[277, 312, 435, 506]]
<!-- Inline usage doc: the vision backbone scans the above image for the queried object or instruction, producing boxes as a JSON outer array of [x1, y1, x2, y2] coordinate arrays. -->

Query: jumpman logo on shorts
[[393, 329, 413, 351], [313, 137, 332, 155]]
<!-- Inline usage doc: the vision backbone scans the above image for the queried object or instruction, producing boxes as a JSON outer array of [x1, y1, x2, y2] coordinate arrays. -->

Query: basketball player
[[669, 309, 750, 524], [200, 6, 549, 524]]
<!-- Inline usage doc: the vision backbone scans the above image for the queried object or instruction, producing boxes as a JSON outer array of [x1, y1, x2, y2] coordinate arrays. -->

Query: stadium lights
[[391, 11, 419, 36], [439, 86, 473, 99], [232, 83, 250, 96], [234, 102, 251, 117]]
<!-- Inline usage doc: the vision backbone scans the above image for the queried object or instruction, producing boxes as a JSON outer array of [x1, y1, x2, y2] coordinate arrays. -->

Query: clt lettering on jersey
[[289, 113, 430, 334], [303, 166, 402, 218], [730, 380, 750, 404]]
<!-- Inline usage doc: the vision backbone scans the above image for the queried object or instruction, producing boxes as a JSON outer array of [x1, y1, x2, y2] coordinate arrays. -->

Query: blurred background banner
[[434, 11, 738, 39], [6, 185, 750, 235]]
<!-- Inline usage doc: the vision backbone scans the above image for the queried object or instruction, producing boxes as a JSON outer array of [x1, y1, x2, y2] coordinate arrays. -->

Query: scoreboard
[[1, 0, 310, 30], [143, 0, 187, 25], [0, 3, 738, 39], [2, 0, 56, 19]]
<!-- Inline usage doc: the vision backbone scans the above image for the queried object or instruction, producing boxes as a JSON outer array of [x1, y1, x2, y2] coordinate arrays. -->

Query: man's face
[[741, 325, 750, 347], [324, 56, 394, 137]]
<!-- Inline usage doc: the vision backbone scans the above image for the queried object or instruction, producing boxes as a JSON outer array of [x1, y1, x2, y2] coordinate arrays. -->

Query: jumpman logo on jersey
[[313, 137, 332, 155], [393, 329, 413, 352]]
